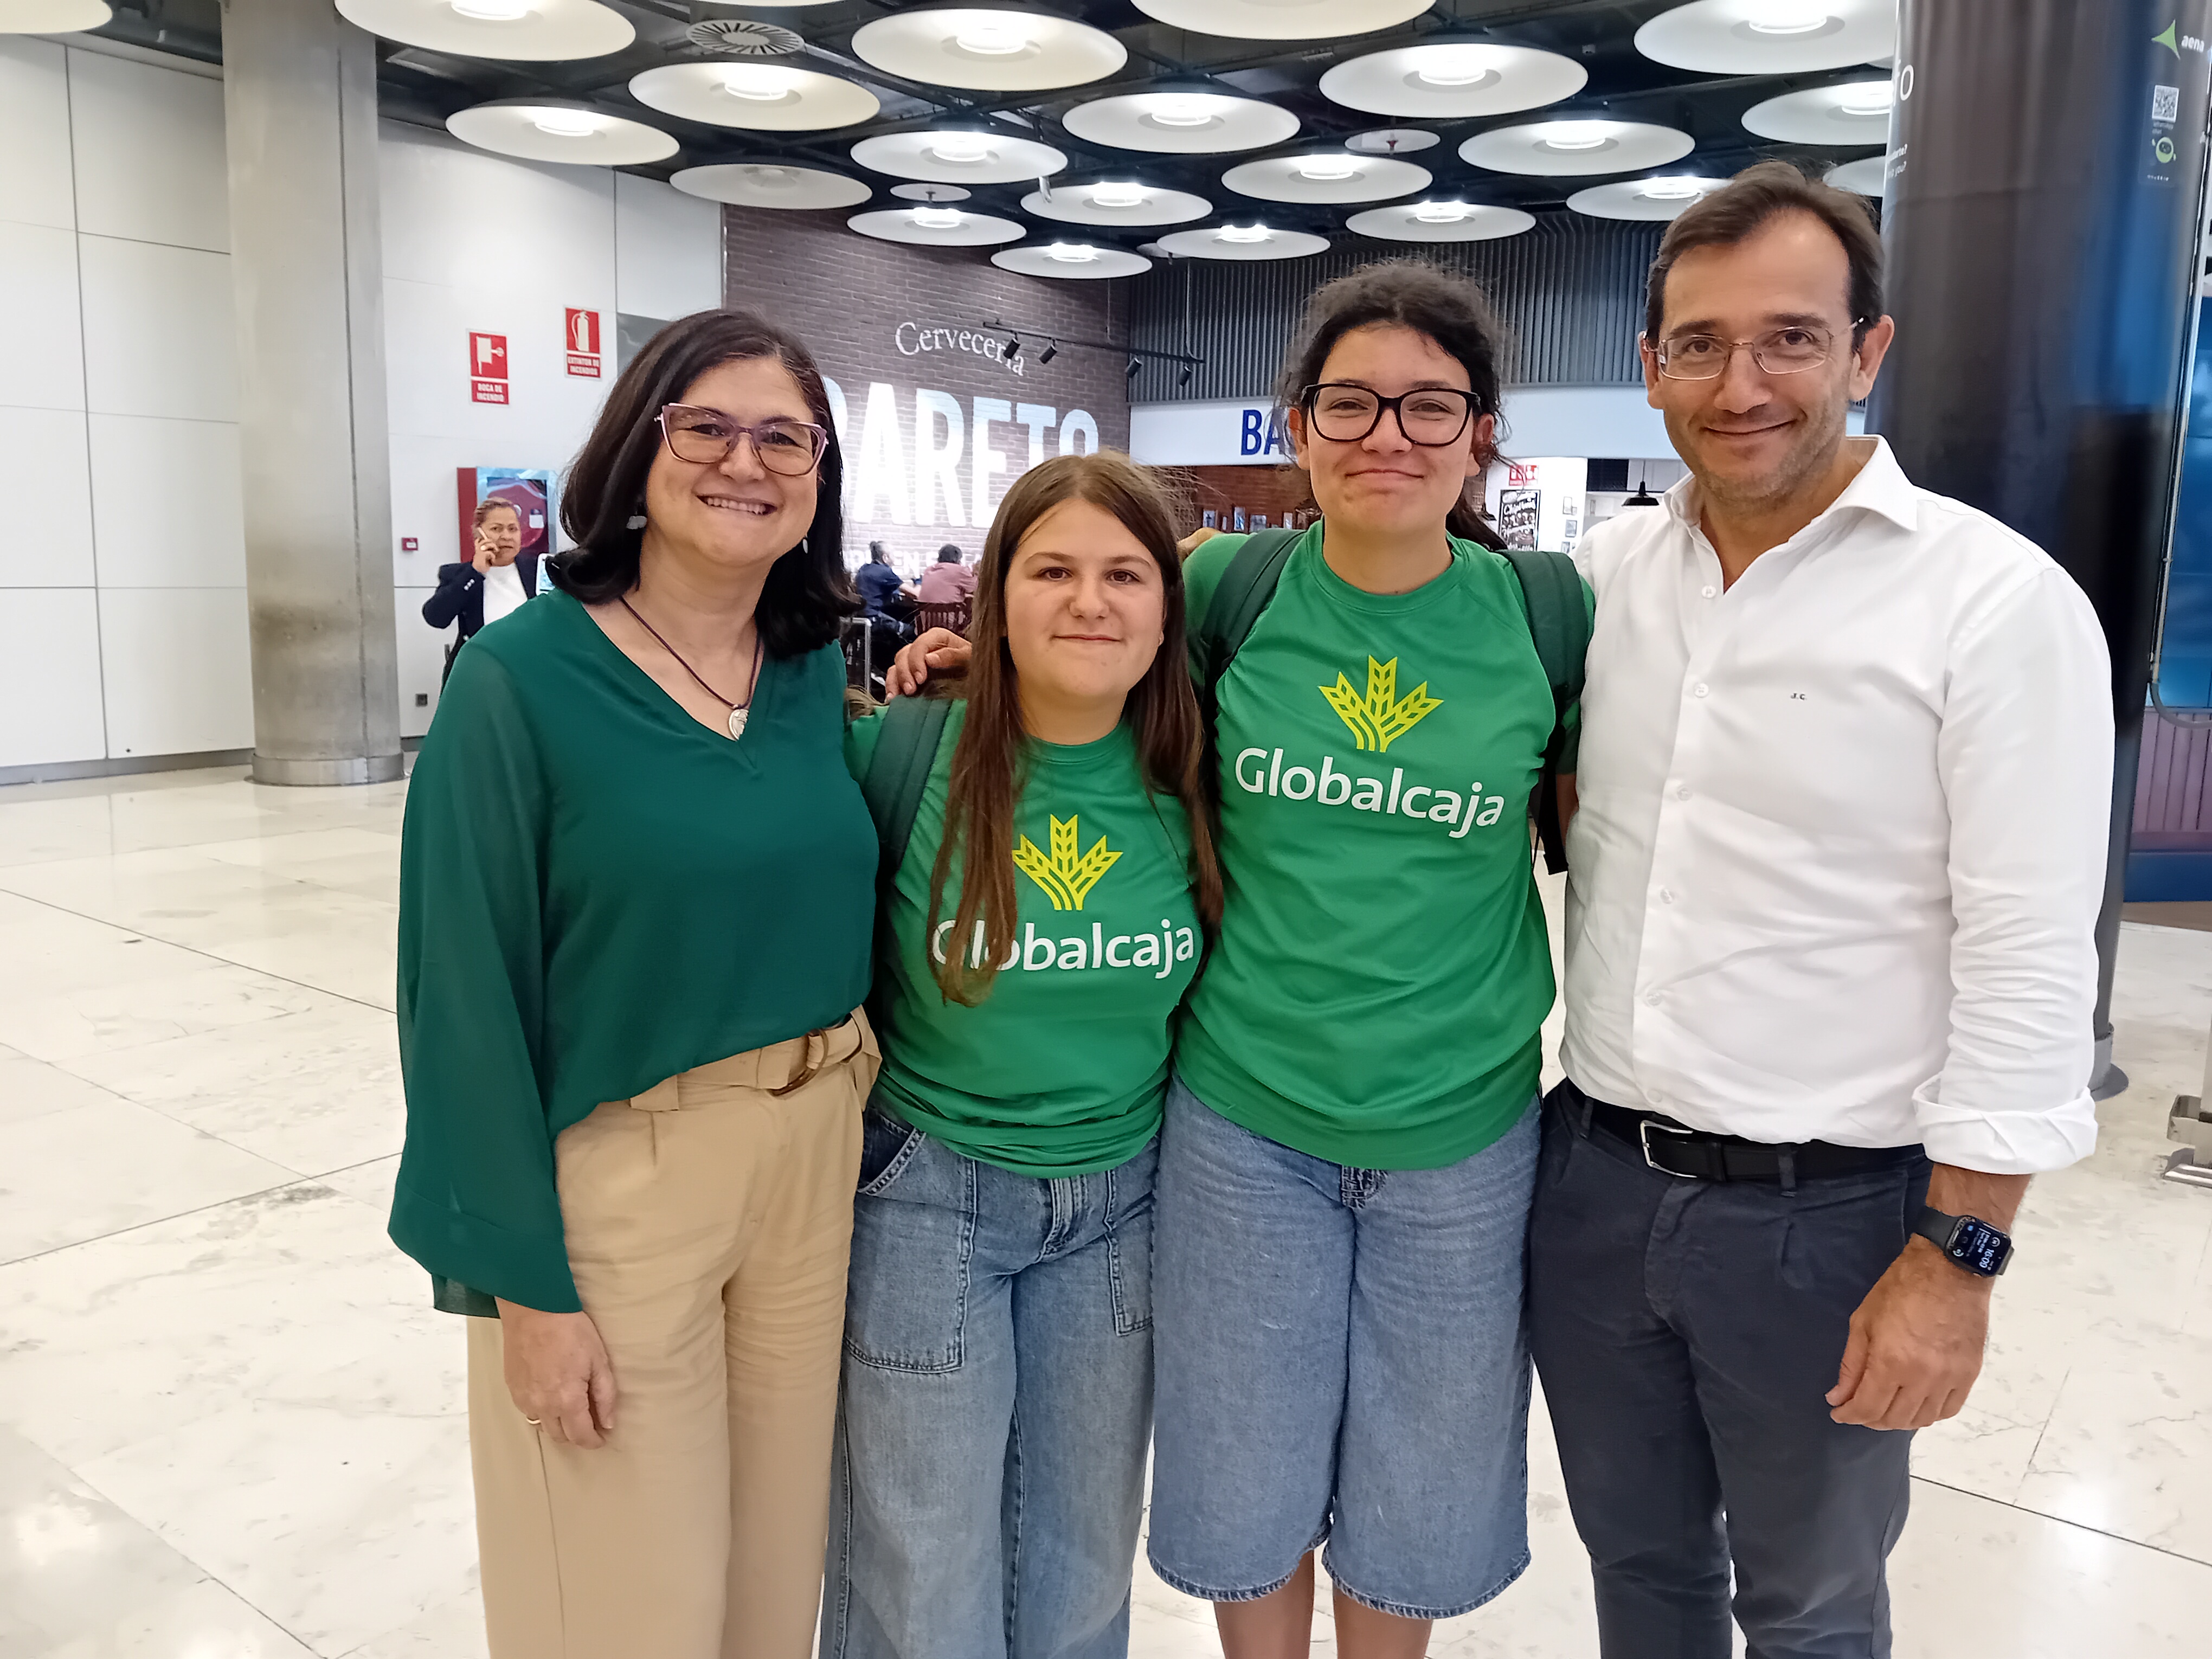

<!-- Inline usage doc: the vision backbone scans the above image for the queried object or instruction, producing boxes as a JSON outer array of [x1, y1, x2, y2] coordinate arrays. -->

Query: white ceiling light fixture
[[1461, 118, 1695, 177], [1567, 176, 1727, 220], [1741, 79, 1894, 143], [1223, 152, 1432, 205], [447, 100, 676, 165], [1129, 0, 1429, 42], [335, 0, 633, 61], [1319, 42, 1587, 120], [1346, 128, 1442, 155], [851, 8, 1127, 93], [672, 163, 873, 209], [850, 128, 1068, 184], [993, 242, 1153, 279], [629, 62, 881, 132], [848, 206, 1026, 247], [1155, 223, 1332, 261], [0, 0, 110, 25], [1020, 180, 1213, 227], [1062, 90, 1301, 155], [1346, 201, 1537, 243], [1824, 154, 1890, 196], [1635, 0, 1896, 74], [890, 182, 972, 201]]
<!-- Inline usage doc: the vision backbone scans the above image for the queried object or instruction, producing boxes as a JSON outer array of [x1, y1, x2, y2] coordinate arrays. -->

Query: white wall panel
[[78, 236, 236, 422], [395, 586, 445, 740], [0, 588, 106, 767], [0, 407, 94, 587], [0, 221, 85, 411], [97, 585, 252, 757], [614, 172, 721, 323], [67, 48, 228, 254], [380, 123, 614, 300], [87, 414, 246, 587], [0, 40, 76, 232]]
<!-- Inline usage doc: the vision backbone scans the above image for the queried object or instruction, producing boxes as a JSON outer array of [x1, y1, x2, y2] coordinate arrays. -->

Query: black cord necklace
[[620, 595, 763, 741]]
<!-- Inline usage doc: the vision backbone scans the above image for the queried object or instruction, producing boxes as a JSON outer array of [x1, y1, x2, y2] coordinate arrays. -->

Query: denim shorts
[[1146, 1076, 1539, 1621]]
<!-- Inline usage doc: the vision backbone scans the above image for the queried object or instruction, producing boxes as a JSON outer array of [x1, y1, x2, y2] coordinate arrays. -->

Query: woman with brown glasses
[[390, 308, 879, 1659]]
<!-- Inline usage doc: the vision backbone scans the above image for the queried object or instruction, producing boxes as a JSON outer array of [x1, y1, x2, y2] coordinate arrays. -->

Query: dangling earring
[[625, 512, 647, 531]]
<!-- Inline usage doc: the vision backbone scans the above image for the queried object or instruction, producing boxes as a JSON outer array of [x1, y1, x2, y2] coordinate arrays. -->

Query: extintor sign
[[469, 332, 509, 405], [565, 308, 602, 378]]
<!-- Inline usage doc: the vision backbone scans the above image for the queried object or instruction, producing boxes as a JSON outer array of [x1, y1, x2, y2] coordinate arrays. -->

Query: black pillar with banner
[[1872, 0, 2212, 1095]]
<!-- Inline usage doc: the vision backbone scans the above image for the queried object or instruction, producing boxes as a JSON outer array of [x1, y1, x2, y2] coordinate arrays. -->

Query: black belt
[[1567, 1088, 1921, 1184]]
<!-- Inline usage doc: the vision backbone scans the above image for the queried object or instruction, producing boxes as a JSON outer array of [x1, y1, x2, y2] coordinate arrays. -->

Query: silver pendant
[[728, 706, 749, 741]]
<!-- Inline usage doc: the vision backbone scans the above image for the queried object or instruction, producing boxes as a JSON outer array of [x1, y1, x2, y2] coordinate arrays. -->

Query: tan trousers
[[469, 1012, 879, 1659]]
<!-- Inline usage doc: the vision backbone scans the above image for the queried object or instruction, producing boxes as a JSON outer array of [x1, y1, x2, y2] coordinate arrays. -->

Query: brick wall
[[723, 207, 1131, 578]]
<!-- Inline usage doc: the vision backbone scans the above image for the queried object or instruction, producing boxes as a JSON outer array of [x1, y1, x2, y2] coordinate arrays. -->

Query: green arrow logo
[[2157, 21, 2181, 54]]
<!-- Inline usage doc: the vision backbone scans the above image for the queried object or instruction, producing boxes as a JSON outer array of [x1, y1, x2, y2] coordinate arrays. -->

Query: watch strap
[[1913, 1204, 1962, 1254], [1914, 1204, 2011, 1276]]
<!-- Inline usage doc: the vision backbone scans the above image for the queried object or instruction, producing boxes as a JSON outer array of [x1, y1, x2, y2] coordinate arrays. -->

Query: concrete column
[[221, 0, 401, 786]]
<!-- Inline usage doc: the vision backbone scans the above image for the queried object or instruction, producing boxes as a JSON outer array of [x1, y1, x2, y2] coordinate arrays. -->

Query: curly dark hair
[[550, 308, 856, 658]]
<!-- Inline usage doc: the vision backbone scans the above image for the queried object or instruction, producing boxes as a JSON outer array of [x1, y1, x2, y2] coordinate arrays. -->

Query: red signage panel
[[565, 308, 601, 378], [469, 331, 509, 404]]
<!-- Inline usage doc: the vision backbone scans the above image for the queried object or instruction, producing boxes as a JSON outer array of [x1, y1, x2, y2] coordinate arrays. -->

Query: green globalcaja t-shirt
[[1178, 523, 1559, 1169], [847, 700, 1201, 1176]]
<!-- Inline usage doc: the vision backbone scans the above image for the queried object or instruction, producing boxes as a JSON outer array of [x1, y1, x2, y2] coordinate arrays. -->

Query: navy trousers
[[1528, 1084, 1931, 1659]]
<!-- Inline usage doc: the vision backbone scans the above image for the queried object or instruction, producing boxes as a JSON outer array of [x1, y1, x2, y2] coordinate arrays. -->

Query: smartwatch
[[1913, 1206, 2012, 1277]]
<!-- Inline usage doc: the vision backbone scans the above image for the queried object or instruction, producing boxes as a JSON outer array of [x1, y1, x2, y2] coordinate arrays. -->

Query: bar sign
[[566, 308, 601, 378], [470, 332, 509, 405]]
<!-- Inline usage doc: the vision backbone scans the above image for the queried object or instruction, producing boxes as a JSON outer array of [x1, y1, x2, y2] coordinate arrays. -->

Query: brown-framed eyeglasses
[[657, 403, 828, 476]]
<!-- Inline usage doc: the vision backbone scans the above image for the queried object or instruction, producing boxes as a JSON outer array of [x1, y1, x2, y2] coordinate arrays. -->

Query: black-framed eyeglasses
[[1651, 322, 1865, 381], [658, 403, 828, 477], [1299, 382, 1480, 447]]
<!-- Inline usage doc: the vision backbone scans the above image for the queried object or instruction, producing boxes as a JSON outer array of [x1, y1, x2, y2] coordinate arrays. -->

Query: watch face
[[1947, 1217, 2011, 1276]]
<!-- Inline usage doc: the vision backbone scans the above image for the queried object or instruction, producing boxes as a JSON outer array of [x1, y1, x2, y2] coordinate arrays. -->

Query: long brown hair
[[928, 452, 1223, 1005]]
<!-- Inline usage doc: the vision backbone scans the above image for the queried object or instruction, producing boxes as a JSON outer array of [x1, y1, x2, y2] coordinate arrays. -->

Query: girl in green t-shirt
[[826, 453, 1220, 1659], [889, 263, 1571, 1657]]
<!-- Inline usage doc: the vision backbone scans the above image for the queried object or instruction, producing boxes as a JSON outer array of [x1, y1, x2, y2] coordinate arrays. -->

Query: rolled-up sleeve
[[388, 645, 577, 1311], [1916, 565, 2113, 1173]]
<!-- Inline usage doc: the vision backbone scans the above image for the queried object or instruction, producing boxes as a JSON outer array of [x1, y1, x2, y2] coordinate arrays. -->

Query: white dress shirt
[[1563, 438, 2112, 1174], [481, 561, 529, 627]]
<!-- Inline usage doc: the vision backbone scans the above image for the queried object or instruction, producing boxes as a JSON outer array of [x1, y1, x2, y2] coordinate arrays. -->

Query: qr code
[[2155, 84, 2181, 123]]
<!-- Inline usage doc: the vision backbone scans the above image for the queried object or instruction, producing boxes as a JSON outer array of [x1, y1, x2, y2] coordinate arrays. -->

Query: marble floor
[[0, 766, 2207, 1658]]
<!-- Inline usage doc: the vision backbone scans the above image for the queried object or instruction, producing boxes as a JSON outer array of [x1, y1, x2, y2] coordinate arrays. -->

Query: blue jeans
[[822, 1107, 1157, 1659], [1147, 1077, 1539, 1621]]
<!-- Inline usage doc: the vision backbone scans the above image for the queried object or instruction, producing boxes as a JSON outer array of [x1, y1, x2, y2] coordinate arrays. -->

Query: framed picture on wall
[[1232, 507, 1248, 531], [1251, 514, 1269, 530], [1497, 487, 1540, 551], [1202, 510, 1218, 530]]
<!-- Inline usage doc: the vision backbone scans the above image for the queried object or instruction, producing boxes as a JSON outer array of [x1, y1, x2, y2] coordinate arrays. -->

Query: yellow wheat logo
[[1012, 815, 1120, 910], [1320, 656, 1442, 753]]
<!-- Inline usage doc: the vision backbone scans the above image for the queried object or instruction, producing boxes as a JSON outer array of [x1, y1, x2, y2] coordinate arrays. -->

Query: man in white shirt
[[1531, 162, 2113, 1658]]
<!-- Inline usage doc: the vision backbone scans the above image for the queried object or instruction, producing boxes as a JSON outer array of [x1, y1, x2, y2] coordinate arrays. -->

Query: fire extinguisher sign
[[566, 308, 602, 378], [468, 332, 509, 405]]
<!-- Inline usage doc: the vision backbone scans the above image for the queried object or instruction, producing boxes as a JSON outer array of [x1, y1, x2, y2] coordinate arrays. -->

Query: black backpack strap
[[1502, 548, 1592, 875], [860, 694, 953, 886], [1194, 527, 1302, 705]]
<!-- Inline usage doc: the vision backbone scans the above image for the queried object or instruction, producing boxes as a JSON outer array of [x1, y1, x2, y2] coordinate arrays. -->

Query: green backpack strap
[[1193, 527, 1303, 704], [860, 694, 953, 886], [1502, 547, 1592, 874]]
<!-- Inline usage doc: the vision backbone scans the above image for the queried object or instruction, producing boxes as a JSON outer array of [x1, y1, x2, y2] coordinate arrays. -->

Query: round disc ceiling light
[[1636, 0, 1896, 74], [1346, 128, 1441, 155], [1741, 79, 1893, 144], [1346, 201, 1536, 242], [851, 8, 1127, 92], [849, 206, 1026, 247], [1020, 181, 1212, 227], [672, 163, 872, 209], [1221, 152, 1431, 205], [1153, 224, 1331, 261], [446, 102, 676, 166], [0, 0, 111, 30], [1461, 119, 1694, 177], [629, 62, 879, 132], [1824, 155, 1889, 196], [993, 243, 1153, 279], [1130, 0, 1429, 41], [1060, 91, 1298, 155], [1567, 176, 1727, 220], [1320, 42, 1587, 119], [850, 128, 1068, 184], [335, 0, 632, 61]]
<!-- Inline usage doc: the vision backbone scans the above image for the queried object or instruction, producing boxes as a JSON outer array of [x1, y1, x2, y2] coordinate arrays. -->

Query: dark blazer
[[422, 554, 542, 642]]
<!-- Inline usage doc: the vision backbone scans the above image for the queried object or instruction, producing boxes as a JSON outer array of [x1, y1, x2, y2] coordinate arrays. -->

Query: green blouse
[[388, 590, 876, 1314]]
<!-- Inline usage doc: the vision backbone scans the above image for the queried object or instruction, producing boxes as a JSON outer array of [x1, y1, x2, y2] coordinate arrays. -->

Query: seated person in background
[[856, 542, 918, 621], [915, 542, 976, 605], [423, 499, 539, 684]]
